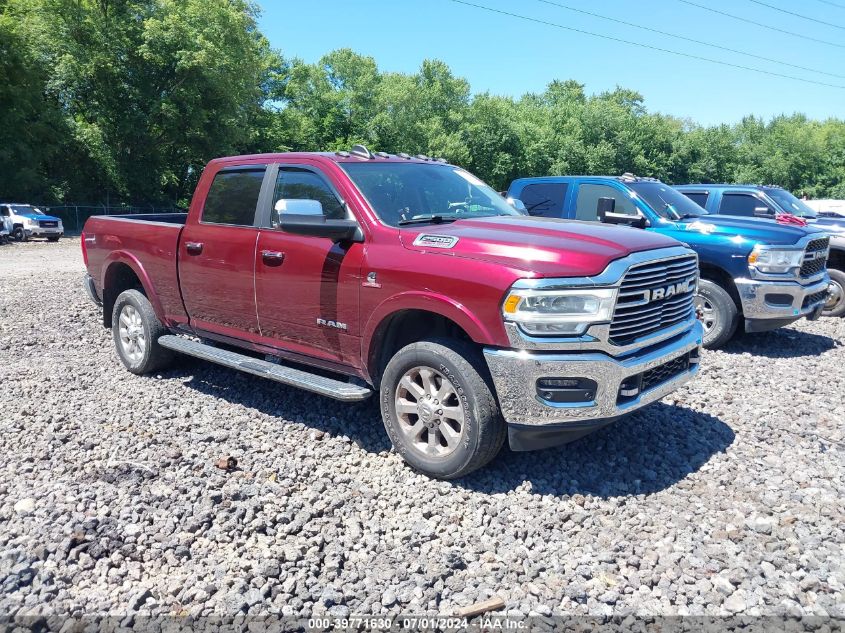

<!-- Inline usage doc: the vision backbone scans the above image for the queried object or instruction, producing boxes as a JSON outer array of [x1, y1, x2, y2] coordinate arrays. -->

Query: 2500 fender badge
[[317, 318, 348, 331]]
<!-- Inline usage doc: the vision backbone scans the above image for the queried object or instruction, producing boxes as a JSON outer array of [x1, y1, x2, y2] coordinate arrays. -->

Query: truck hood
[[23, 214, 61, 222], [808, 216, 845, 235], [674, 214, 825, 245], [399, 216, 682, 277]]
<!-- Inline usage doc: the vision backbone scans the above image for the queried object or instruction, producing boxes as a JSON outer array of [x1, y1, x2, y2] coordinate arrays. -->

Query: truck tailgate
[[83, 214, 188, 325]]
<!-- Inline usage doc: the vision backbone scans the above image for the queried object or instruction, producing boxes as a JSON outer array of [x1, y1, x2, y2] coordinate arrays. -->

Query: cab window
[[520, 182, 568, 218], [202, 168, 265, 226], [272, 167, 346, 225], [682, 192, 709, 208], [574, 184, 637, 221], [719, 193, 773, 217]]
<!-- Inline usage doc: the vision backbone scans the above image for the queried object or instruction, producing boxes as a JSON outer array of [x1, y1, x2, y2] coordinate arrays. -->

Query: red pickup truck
[[82, 146, 703, 478]]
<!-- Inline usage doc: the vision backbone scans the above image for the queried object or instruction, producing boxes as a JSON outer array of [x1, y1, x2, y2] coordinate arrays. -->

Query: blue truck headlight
[[749, 245, 803, 274], [502, 287, 617, 336]]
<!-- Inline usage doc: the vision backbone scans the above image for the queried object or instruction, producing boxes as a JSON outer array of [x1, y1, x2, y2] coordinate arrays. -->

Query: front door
[[254, 164, 364, 368], [179, 166, 266, 339]]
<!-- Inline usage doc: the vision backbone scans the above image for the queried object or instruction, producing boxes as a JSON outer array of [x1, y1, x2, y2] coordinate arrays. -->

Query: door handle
[[261, 250, 285, 266], [185, 241, 203, 255]]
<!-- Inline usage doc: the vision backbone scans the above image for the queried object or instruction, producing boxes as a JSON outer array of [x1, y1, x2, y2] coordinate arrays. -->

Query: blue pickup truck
[[674, 184, 845, 317], [506, 175, 831, 349]]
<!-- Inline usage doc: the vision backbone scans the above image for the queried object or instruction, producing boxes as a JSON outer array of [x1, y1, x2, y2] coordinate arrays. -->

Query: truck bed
[[83, 214, 189, 325]]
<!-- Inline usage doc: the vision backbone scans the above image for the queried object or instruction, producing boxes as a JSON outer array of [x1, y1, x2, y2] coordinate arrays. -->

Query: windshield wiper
[[397, 215, 459, 226]]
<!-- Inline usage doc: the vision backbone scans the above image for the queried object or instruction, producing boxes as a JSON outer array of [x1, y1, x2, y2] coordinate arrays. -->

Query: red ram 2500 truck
[[82, 146, 704, 478]]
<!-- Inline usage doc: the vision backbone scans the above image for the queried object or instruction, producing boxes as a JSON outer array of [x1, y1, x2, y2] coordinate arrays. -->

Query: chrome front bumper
[[734, 274, 830, 322], [483, 322, 703, 430]]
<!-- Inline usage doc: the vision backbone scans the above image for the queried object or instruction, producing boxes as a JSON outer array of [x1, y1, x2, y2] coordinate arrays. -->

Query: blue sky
[[257, 0, 845, 126]]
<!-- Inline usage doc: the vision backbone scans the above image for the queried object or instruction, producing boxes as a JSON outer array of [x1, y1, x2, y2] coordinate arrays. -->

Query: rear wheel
[[111, 289, 174, 374], [822, 268, 845, 318], [380, 338, 506, 479], [694, 279, 739, 349]]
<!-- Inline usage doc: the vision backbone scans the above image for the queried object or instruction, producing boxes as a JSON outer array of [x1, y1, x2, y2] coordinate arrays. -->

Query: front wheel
[[111, 289, 174, 374], [12, 227, 26, 242], [822, 268, 845, 318], [380, 338, 506, 479], [694, 279, 739, 349]]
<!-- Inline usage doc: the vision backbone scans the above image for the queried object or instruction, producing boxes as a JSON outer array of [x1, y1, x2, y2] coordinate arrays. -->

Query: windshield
[[340, 162, 521, 227], [9, 205, 42, 216], [765, 189, 817, 218], [628, 182, 708, 220]]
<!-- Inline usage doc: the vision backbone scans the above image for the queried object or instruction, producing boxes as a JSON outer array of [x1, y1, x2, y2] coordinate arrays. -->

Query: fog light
[[619, 377, 641, 397], [536, 378, 597, 404], [689, 348, 701, 365]]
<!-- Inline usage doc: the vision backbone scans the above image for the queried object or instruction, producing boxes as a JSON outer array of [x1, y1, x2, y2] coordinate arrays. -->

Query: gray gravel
[[0, 239, 843, 619]]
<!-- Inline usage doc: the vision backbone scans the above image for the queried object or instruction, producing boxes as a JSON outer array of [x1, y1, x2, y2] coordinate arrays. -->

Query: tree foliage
[[1, 3, 844, 206]]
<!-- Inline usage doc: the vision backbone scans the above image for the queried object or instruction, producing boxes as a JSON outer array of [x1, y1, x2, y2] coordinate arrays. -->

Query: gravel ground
[[0, 239, 843, 621]]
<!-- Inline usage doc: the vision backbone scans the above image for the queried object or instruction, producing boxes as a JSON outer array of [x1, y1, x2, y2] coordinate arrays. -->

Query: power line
[[677, 0, 845, 49], [533, 0, 845, 80], [443, 0, 845, 89], [746, 0, 845, 30]]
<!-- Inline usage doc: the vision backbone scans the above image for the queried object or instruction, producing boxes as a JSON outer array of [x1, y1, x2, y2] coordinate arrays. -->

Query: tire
[[380, 337, 506, 479], [12, 226, 26, 242], [111, 289, 174, 374], [46, 236, 60, 242], [822, 268, 845, 318], [694, 279, 739, 349]]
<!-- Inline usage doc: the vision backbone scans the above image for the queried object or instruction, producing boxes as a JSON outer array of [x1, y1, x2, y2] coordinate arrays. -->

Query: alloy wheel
[[394, 366, 465, 458], [118, 304, 146, 364]]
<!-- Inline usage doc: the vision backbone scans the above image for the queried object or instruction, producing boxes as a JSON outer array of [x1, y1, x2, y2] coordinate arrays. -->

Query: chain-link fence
[[38, 204, 185, 234]]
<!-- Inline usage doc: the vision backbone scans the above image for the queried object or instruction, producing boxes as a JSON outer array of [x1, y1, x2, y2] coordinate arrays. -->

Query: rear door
[[253, 162, 364, 368], [179, 165, 268, 339]]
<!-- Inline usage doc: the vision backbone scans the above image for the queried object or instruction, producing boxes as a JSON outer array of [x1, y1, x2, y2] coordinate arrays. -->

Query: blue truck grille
[[800, 237, 829, 279], [609, 255, 698, 346]]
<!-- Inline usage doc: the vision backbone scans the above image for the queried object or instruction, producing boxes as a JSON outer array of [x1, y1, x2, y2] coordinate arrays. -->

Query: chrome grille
[[642, 354, 690, 391], [609, 255, 698, 346], [800, 237, 829, 278], [39, 220, 58, 228]]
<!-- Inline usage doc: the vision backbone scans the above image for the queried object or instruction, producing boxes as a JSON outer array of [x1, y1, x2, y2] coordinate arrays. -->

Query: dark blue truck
[[674, 184, 845, 317], [506, 175, 831, 349]]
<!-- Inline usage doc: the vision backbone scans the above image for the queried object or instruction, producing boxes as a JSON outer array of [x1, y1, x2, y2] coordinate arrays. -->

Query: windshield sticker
[[413, 234, 459, 249]]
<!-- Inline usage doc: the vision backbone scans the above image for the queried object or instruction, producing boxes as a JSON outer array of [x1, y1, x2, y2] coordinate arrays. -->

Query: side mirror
[[597, 197, 648, 228], [754, 206, 774, 217], [507, 197, 527, 214], [597, 197, 615, 221], [275, 199, 362, 242]]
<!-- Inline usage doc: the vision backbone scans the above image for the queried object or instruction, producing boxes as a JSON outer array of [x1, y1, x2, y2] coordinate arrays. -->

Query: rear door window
[[719, 193, 772, 217], [202, 168, 265, 226], [574, 183, 637, 221], [519, 183, 568, 218]]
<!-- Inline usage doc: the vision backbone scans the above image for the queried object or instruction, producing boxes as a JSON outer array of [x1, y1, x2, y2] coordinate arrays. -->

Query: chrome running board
[[158, 335, 372, 402]]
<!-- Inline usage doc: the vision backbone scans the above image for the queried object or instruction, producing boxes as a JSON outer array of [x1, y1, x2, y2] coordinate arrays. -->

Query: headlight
[[502, 287, 617, 336], [748, 245, 803, 274]]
